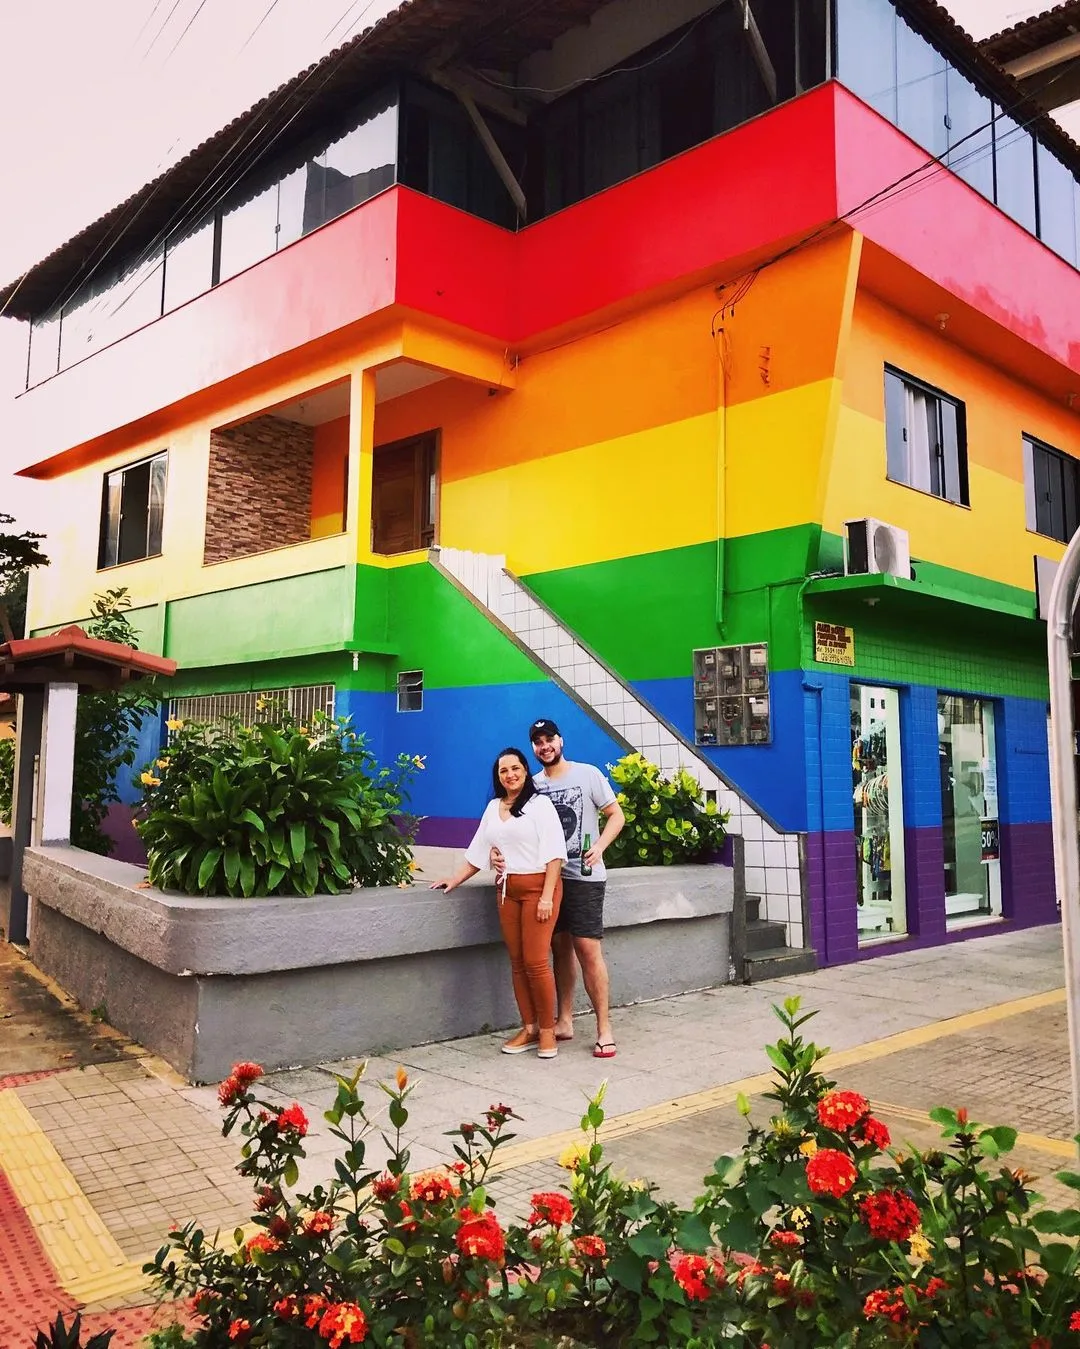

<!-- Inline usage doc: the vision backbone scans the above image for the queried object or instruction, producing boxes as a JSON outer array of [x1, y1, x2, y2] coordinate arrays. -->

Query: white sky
[[0, 0, 1070, 531]]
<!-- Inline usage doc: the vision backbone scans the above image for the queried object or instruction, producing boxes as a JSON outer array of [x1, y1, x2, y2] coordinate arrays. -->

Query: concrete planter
[[24, 845, 733, 1082]]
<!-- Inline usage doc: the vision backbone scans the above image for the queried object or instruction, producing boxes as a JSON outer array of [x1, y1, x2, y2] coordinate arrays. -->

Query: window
[[396, 670, 423, 713], [371, 432, 437, 555], [168, 684, 335, 732], [884, 367, 969, 505], [1024, 434, 1080, 543], [99, 452, 167, 568]]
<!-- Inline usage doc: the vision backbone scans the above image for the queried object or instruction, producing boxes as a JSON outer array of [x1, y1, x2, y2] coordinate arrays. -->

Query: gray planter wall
[[24, 846, 733, 1082]]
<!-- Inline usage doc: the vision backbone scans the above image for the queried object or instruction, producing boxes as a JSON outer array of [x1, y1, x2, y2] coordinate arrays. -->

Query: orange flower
[[817, 1090, 870, 1133], [303, 1295, 329, 1329], [395, 1066, 408, 1091], [372, 1173, 400, 1201], [318, 1301, 368, 1347], [231, 1061, 264, 1085], [455, 1211, 506, 1263], [573, 1234, 607, 1260], [227, 1320, 251, 1341], [275, 1103, 308, 1136], [273, 1295, 298, 1319], [409, 1169, 461, 1204], [673, 1253, 711, 1301], [528, 1191, 573, 1227], [244, 1232, 281, 1258], [305, 1209, 335, 1237], [805, 1148, 858, 1198]]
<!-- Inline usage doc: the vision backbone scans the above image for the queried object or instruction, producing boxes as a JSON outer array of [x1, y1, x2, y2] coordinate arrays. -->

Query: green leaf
[[223, 848, 241, 888], [238, 855, 256, 898], [606, 1250, 643, 1293], [674, 1211, 712, 1253], [290, 822, 307, 865], [197, 848, 222, 891]]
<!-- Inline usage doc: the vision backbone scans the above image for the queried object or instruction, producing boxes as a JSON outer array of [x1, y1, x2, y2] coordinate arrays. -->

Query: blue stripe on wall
[[115, 708, 167, 806], [341, 682, 625, 824], [996, 695, 1051, 826], [636, 670, 809, 833]]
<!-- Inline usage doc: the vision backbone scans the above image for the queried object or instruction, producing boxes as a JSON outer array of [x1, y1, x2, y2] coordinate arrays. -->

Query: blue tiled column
[[996, 696, 1057, 925], [898, 684, 946, 942], [804, 673, 859, 965]]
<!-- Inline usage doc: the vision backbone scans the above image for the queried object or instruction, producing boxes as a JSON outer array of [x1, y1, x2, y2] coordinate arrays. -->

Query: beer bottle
[[581, 833, 593, 877]]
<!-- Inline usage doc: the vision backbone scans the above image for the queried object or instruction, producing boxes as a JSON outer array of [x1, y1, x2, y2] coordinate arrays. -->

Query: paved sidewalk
[[0, 922, 1073, 1343]]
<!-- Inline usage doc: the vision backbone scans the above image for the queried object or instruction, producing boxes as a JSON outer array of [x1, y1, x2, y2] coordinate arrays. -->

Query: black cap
[[529, 718, 560, 741]]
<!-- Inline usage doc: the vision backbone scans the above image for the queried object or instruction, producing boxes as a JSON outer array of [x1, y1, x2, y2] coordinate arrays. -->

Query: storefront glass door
[[851, 685, 907, 942], [938, 694, 1001, 926]]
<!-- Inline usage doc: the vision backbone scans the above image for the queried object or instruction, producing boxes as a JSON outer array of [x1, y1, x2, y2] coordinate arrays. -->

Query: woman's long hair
[[491, 747, 537, 818]]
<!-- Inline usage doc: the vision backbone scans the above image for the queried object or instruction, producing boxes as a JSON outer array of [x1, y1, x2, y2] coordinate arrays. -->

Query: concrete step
[[743, 946, 818, 982], [745, 918, 788, 953]]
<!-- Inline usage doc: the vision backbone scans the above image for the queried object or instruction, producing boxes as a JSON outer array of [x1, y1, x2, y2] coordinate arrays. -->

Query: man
[[525, 718, 625, 1058]]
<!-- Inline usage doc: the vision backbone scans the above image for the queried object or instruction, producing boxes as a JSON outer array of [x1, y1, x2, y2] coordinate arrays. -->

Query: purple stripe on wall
[[102, 803, 147, 866], [805, 823, 1058, 967], [1000, 821, 1058, 925], [415, 816, 479, 849]]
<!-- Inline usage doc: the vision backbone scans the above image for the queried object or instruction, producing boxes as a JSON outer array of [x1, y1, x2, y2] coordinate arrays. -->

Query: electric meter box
[[692, 644, 771, 746]]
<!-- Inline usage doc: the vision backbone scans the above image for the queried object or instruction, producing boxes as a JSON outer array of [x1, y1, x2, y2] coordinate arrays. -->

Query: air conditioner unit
[[844, 519, 910, 579]]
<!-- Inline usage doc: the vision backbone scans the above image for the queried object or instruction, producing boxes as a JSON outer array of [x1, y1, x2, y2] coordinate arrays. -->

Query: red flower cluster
[[395, 1200, 419, 1235], [227, 1320, 251, 1342], [859, 1189, 922, 1243], [409, 1169, 461, 1204], [275, 1103, 308, 1137], [485, 1103, 515, 1127], [455, 1211, 506, 1263], [244, 1232, 281, 1258], [217, 1063, 264, 1107], [302, 1296, 328, 1329], [574, 1234, 607, 1260], [770, 1229, 804, 1250], [305, 1210, 335, 1237], [805, 1148, 858, 1198], [863, 1287, 909, 1324], [273, 1295, 298, 1319], [255, 1186, 280, 1212], [317, 1301, 368, 1347], [1071, 1310, 1080, 1331], [372, 1173, 400, 1201], [529, 1191, 574, 1227], [817, 1090, 870, 1133], [853, 1116, 891, 1150], [269, 1215, 291, 1239], [673, 1254, 712, 1302]]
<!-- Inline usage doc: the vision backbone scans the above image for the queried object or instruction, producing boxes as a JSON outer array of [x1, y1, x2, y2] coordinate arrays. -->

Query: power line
[[142, 0, 186, 59], [238, 0, 285, 55], [162, 0, 211, 64], [129, 0, 166, 54]]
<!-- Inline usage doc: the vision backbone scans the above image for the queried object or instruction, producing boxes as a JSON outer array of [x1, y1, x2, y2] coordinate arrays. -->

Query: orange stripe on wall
[[310, 416, 348, 537], [844, 292, 1080, 481]]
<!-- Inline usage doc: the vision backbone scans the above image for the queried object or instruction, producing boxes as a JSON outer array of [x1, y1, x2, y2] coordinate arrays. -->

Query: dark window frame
[[1025, 432, 1080, 543], [396, 669, 424, 713], [98, 450, 168, 570], [883, 364, 969, 507]]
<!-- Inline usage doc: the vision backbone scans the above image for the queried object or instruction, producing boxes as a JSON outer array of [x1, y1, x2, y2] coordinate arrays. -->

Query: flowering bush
[[136, 709, 421, 895], [146, 1001, 1080, 1347], [603, 752, 728, 867]]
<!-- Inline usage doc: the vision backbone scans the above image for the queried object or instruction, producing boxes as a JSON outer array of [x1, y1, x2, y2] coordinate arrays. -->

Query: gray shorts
[[554, 878, 606, 940]]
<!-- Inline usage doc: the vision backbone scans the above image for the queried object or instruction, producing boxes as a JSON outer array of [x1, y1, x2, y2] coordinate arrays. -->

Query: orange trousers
[[498, 873, 563, 1031]]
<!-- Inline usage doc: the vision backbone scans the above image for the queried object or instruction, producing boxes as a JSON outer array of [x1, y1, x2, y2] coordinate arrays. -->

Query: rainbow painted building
[[6, 0, 1080, 966]]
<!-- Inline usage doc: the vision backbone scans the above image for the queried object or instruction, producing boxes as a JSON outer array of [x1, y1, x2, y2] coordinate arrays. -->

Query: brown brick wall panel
[[204, 415, 314, 564]]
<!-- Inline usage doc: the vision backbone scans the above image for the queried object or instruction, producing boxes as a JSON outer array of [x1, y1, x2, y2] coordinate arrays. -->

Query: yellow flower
[[771, 1116, 795, 1139], [165, 718, 184, 732], [155, 758, 169, 770], [558, 1141, 588, 1171], [908, 1229, 932, 1264], [395, 1067, 408, 1091], [255, 697, 268, 711], [412, 754, 426, 769], [799, 1137, 818, 1157], [140, 772, 161, 788], [408, 859, 422, 872], [789, 1207, 810, 1230]]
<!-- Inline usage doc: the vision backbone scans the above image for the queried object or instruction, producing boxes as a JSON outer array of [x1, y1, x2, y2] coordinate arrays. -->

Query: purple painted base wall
[[807, 824, 1058, 966], [103, 803, 146, 866]]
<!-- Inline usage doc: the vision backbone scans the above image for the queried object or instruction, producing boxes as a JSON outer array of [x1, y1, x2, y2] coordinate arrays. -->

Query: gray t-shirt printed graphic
[[534, 761, 617, 882]]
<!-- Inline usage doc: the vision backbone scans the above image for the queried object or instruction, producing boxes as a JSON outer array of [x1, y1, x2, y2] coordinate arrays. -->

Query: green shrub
[[604, 753, 728, 867], [136, 711, 421, 896], [0, 736, 12, 826]]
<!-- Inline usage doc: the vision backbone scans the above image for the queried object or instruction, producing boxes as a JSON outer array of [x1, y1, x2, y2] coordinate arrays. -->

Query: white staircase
[[432, 547, 807, 952]]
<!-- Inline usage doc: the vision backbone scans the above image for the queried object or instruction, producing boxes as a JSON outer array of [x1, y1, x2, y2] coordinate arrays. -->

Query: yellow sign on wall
[[814, 621, 855, 667]]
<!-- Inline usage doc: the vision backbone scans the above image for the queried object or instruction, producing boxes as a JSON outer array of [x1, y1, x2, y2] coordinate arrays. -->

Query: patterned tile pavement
[[0, 922, 1075, 1344]]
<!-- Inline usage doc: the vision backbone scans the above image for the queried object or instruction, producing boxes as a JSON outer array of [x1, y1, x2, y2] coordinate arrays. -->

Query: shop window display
[[851, 685, 907, 941]]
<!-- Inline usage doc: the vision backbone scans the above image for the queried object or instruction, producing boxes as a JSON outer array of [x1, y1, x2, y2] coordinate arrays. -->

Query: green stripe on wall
[[165, 568, 351, 668], [385, 563, 545, 688], [164, 651, 387, 699]]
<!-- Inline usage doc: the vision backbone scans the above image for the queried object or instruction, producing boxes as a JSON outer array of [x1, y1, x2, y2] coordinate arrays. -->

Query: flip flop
[[593, 1040, 617, 1059]]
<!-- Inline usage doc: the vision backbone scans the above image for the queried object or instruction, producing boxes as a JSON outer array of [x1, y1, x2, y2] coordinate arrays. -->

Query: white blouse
[[464, 794, 568, 876]]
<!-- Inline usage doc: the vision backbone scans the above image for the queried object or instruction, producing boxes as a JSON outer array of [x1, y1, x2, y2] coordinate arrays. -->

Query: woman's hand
[[431, 877, 457, 892], [536, 893, 554, 922]]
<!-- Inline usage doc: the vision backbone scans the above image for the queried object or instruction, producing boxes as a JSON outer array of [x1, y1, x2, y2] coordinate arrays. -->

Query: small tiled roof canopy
[[0, 625, 176, 693]]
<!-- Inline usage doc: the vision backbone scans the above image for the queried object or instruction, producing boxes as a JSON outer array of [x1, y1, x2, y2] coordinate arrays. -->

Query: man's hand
[[583, 841, 604, 869], [490, 845, 506, 877]]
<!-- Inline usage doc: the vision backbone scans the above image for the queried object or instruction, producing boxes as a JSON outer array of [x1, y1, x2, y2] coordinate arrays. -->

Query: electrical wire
[[129, 0, 167, 54], [162, 0, 211, 64], [141, 0, 187, 59], [238, 0, 285, 55]]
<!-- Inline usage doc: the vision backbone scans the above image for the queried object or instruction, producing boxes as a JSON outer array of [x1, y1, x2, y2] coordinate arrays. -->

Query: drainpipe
[[803, 677, 827, 965], [715, 328, 728, 631], [1046, 528, 1080, 1138]]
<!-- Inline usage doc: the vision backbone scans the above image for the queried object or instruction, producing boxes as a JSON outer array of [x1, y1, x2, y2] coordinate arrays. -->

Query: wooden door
[[371, 433, 436, 555]]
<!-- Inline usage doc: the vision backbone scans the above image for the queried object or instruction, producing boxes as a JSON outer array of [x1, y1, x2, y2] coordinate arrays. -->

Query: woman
[[432, 748, 567, 1059]]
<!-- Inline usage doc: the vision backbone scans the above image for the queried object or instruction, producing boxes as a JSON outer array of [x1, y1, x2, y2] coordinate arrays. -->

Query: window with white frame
[[1023, 434, 1080, 544], [396, 670, 423, 713], [884, 367, 969, 506], [167, 684, 336, 733]]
